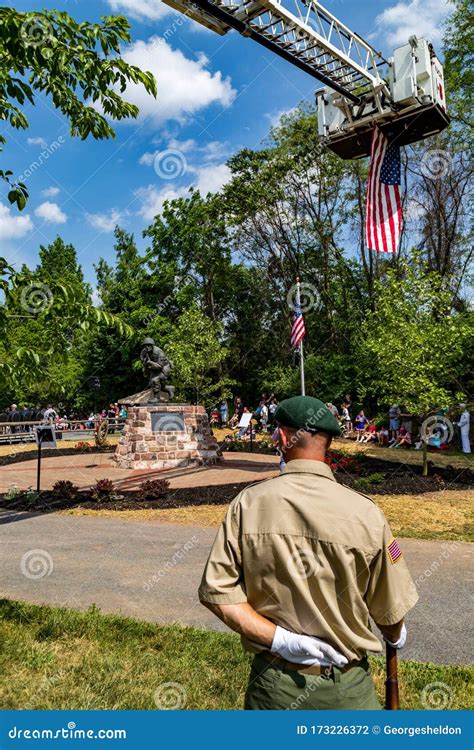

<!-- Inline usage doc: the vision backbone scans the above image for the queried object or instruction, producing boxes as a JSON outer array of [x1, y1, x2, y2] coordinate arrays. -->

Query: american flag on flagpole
[[365, 128, 402, 254], [290, 299, 305, 349]]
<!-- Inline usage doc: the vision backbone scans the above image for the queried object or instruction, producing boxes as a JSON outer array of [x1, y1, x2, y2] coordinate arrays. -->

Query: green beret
[[274, 396, 341, 437]]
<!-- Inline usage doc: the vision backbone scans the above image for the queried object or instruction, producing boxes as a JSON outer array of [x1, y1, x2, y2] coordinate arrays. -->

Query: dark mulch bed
[[0, 482, 248, 513], [1, 453, 472, 514], [347, 456, 473, 485]]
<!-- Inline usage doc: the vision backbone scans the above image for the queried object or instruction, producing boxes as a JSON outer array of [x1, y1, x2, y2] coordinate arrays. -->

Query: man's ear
[[278, 426, 289, 451]]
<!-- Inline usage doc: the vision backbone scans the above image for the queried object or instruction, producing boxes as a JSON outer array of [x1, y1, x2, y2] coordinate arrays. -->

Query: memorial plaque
[[151, 411, 185, 432]]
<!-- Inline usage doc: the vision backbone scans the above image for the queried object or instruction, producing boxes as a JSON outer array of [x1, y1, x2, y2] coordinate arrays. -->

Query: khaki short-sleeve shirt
[[199, 458, 418, 661]]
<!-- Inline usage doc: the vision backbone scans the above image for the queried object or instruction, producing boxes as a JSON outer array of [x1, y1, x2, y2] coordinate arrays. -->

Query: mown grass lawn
[[0, 600, 471, 711], [65, 488, 474, 543]]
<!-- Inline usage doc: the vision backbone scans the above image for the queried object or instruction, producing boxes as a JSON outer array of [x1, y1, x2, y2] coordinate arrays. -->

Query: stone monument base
[[114, 403, 219, 471]]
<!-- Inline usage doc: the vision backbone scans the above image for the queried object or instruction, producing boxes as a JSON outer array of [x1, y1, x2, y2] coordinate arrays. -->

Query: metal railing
[[0, 418, 125, 444]]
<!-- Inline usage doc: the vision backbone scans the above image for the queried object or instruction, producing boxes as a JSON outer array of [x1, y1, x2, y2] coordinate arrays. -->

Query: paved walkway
[[0, 512, 471, 665], [0, 452, 279, 492]]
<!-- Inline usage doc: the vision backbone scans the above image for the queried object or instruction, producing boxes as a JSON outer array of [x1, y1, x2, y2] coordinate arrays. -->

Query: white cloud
[[106, 0, 172, 21], [42, 186, 60, 197], [0, 203, 33, 239], [136, 185, 181, 220], [191, 162, 231, 194], [121, 36, 235, 125], [265, 107, 296, 128], [374, 0, 450, 47], [34, 202, 67, 224], [139, 139, 228, 167], [167, 138, 197, 154], [86, 209, 123, 233], [27, 136, 48, 149], [200, 141, 229, 163], [136, 161, 231, 220], [139, 151, 157, 167]]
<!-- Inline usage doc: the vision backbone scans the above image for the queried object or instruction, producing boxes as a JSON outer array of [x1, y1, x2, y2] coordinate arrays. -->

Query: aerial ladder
[[161, 0, 450, 158]]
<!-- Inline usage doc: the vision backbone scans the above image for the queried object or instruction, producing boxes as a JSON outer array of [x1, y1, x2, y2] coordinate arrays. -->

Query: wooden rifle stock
[[385, 643, 400, 710]]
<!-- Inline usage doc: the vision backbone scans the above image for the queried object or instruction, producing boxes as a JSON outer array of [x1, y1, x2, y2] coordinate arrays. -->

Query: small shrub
[[96, 440, 111, 452], [136, 479, 170, 501], [220, 438, 274, 454], [353, 472, 386, 491], [5, 484, 20, 500], [75, 441, 92, 453], [52, 480, 79, 500], [91, 478, 115, 502], [22, 487, 40, 505], [325, 450, 359, 473], [366, 472, 385, 485]]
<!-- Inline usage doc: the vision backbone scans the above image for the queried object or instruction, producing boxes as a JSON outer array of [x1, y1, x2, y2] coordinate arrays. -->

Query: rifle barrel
[[385, 643, 400, 710]]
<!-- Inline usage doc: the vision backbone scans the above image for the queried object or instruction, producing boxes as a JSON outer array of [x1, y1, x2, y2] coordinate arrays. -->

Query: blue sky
[[3, 0, 451, 289]]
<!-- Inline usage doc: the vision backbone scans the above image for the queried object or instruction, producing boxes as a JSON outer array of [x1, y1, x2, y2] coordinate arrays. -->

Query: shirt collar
[[281, 458, 336, 482]]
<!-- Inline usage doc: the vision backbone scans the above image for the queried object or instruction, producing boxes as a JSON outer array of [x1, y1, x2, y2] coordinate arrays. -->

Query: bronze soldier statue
[[140, 337, 175, 402]]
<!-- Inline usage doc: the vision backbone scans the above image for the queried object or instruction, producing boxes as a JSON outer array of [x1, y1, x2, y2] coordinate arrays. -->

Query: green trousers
[[245, 654, 383, 710]]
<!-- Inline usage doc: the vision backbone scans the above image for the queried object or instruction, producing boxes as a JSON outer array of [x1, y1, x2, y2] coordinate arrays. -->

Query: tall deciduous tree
[[0, 237, 130, 400], [0, 8, 156, 210], [357, 254, 472, 413], [167, 306, 234, 406]]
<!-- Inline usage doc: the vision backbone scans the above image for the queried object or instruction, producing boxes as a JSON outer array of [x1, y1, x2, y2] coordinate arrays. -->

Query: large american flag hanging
[[365, 128, 402, 254], [290, 300, 305, 349]]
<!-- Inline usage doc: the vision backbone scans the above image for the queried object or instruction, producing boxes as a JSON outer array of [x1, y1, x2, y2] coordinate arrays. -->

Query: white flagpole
[[296, 277, 306, 396]]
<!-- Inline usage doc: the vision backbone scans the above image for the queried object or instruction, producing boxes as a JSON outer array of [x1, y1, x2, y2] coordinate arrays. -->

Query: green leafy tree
[[144, 190, 233, 324], [0, 238, 131, 402], [78, 228, 158, 408], [167, 306, 234, 406], [0, 8, 155, 396], [443, 0, 473, 134], [357, 255, 471, 470], [0, 8, 156, 209], [223, 105, 370, 386]]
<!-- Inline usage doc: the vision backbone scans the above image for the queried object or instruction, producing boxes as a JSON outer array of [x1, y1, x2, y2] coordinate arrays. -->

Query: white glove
[[271, 625, 348, 667], [385, 622, 407, 649]]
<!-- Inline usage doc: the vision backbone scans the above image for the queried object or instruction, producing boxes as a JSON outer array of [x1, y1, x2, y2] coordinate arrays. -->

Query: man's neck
[[284, 451, 327, 464]]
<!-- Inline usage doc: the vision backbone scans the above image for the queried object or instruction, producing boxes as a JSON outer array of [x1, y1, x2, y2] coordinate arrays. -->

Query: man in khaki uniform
[[199, 396, 419, 709]]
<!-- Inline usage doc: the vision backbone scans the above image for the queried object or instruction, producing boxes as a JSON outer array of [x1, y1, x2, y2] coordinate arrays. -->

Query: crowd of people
[[2, 394, 471, 454], [209, 394, 281, 437], [0, 402, 127, 435], [210, 395, 472, 454]]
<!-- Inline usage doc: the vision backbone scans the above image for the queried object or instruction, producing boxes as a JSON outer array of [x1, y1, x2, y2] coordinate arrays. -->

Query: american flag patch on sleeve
[[387, 537, 402, 564]]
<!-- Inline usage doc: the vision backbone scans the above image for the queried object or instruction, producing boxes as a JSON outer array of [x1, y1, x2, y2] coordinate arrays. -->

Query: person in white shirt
[[456, 404, 471, 454], [260, 403, 269, 432]]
